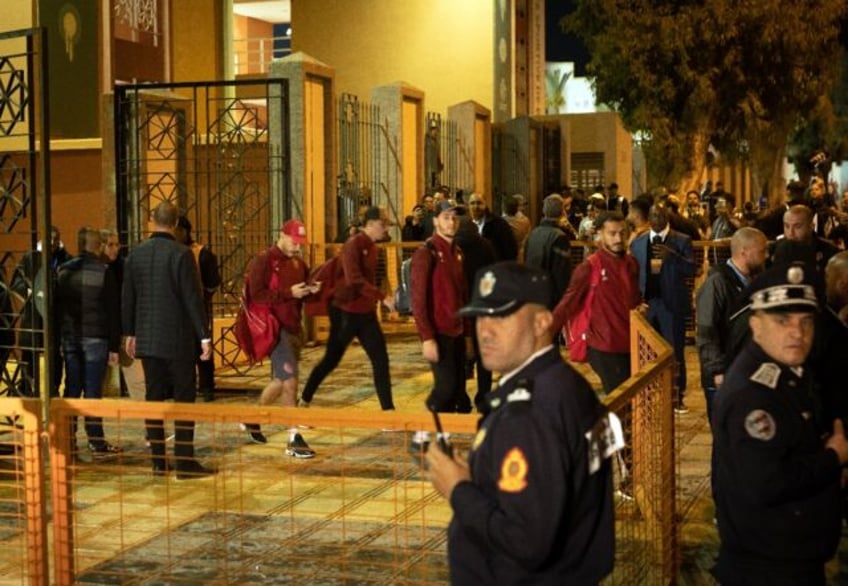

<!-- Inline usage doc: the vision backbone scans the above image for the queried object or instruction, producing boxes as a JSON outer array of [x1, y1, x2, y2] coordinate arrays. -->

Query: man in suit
[[455, 216, 497, 409], [631, 204, 696, 412], [122, 202, 215, 479]]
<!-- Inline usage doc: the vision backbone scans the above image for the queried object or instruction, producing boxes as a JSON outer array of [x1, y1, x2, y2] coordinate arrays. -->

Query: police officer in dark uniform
[[712, 261, 848, 585], [427, 262, 617, 584]]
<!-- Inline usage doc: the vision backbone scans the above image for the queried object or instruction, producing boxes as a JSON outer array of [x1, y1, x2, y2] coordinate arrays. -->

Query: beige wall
[[171, 0, 223, 82], [567, 112, 634, 197], [292, 0, 493, 114], [2, 0, 35, 30]]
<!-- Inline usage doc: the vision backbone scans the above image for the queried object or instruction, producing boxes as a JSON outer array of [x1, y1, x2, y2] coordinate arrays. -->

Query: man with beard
[[240, 220, 320, 458], [409, 200, 471, 455], [552, 211, 640, 393], [695, 227, 768, 422], [773, 205, 839, 279]]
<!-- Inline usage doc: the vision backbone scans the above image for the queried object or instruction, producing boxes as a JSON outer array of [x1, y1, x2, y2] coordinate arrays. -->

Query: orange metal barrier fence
[[1, 311, 675, 584]]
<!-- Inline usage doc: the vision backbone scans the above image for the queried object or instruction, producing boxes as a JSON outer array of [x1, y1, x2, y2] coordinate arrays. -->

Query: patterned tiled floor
[[9, 333, 847, 584]]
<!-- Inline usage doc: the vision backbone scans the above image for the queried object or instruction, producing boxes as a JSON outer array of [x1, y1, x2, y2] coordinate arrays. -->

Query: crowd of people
[[3, 174, 848, 581]]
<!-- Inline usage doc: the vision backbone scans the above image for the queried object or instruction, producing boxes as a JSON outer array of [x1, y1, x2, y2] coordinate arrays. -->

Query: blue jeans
[[62, 336, 109, 445]]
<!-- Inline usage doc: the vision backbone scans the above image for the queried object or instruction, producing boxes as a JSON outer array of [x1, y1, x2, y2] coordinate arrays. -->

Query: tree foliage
[[787, 52, 848, 184], [565, 0, 848, 202]]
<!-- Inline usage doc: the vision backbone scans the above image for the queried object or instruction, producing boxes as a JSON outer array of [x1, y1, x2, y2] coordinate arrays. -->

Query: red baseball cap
[[281, 220, 307, 244]]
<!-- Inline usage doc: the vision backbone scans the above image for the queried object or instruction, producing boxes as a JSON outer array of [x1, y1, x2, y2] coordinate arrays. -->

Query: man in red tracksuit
[[410, 199, 471, 453], [300, 207, 397, 410], [241, 219, 319, 458], [552, 211, 641, 393]]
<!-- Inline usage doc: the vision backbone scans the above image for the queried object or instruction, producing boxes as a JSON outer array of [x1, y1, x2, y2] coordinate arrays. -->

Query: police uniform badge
[[585, 413, 625, 474], [497, 447, 528, 493], [744, 409, 777, 441], [787, 265, 803, 284], [479, 271, 496, 297]]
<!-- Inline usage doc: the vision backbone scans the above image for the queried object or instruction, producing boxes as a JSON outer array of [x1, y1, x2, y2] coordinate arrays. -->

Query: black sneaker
[[240, 423, 268, 444], [285, 433, 315, 459], [88, 442, 122, 459]]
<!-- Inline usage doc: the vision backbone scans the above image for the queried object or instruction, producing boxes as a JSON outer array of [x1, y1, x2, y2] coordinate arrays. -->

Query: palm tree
[[546, 68, 571, 114]]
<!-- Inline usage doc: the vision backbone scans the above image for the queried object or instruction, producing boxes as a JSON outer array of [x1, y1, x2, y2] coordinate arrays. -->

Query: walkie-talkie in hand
[[429, 406, 453, 457]]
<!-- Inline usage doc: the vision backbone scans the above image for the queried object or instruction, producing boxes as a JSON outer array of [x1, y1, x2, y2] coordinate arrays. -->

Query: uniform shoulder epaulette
[[749, 362, 781, 389], [506, 388, 531, 403], [506, 378, 533, 405]]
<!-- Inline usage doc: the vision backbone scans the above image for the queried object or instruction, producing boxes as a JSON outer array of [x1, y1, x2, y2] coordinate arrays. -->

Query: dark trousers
[[468, 331, 493, 411], [715, 551, 825, 586], [301, 305, 394, 409], [141, 356, 198, 470], [427, 334, 471, 414], [197, 355, 215, 399], [587, 347, 631, 394], [647, 299, 687, 402]]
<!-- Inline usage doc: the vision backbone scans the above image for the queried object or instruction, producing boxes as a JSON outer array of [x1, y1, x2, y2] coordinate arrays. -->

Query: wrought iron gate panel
[[336, 93, 401, 234], [115, 79, 290, 376], [425, 112, 474, 197], [0, 28, 53, 404]]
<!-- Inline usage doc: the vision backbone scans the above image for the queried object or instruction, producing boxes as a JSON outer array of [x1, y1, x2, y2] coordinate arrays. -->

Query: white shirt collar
[[497, 345, 554, 389], [649, 225, 670, 241]]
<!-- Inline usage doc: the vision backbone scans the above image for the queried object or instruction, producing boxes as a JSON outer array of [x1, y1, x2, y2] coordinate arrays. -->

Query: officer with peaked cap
[[712, 261, 848, 585], [426, 262, 618, 584]]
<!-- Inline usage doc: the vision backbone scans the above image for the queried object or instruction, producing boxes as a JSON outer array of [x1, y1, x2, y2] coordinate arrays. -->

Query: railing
[[233, 36, 291, 76], [0, 311, 675, 584]]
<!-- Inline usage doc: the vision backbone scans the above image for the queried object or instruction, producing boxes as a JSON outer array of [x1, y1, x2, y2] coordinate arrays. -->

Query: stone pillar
[[371, 82, 424, 240], [447, 101, 492, 199], [269, 52, 335, 245]]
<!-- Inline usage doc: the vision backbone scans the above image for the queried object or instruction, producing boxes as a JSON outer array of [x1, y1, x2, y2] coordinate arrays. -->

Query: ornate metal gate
[[0, 28, 54, 403], [114, 79, 291, 377]]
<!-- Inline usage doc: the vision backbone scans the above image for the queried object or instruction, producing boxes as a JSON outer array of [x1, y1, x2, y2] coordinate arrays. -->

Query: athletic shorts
[[270, 330, 303, 382]]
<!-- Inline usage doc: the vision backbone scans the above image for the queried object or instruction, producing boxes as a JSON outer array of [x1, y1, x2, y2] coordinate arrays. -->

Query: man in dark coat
[[175, 215, 221, 402], [122, 202, 214, 479], [712, 262, 848, 584], [56, 227, 122, 457], [427, 262, 616, 584], [524, 193, 572, 303], [695, 227, 768, 422], [467, 192, 518, 261], [454, 216, 497, 409]]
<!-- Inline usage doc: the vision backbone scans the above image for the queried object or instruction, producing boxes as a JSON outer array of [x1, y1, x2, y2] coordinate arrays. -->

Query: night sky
[[545, 0, 589, 75]]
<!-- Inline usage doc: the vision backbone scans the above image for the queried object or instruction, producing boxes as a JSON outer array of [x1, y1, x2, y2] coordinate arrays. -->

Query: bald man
[[695, 227, 768, 421], [772, 205, 839, 277]]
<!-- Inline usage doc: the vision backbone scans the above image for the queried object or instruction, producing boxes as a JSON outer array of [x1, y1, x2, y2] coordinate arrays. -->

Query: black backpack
[[394, 241, 436, 315]]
